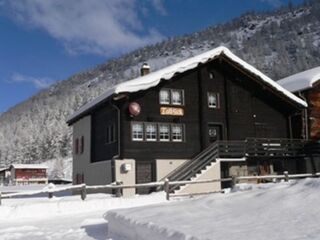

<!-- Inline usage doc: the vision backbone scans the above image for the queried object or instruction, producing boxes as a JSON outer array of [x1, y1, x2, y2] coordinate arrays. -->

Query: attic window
[[159, 88, 184, 106], [171, 89, 183, 105], [159, 89, 170, 104], [208, 92, 220, 109]]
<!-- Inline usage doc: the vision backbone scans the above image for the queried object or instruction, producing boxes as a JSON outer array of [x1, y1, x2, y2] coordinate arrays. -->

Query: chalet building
[[67, 46, 309, 196], [9, 164, 48, 185], [278, 66, 320, 173]]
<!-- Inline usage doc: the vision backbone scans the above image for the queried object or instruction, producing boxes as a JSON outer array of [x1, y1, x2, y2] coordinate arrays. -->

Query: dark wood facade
[[89, 59, 303, 184]]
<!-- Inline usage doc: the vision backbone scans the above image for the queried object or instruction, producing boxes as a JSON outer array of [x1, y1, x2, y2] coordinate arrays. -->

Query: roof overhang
[[67, 46, 307, 125], [278, 66, 320, 92]]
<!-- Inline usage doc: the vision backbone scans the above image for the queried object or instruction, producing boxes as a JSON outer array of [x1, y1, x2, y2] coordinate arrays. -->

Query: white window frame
[[171, 89, 184, 106], [145, 123, 157, 142], [159, 124, 170, 142], [159, 89, 170, 105], [159, 88, 184, 106], [208, 92, 220, 109], [171, 124, 183, 142], [132, 122, 144, 141]]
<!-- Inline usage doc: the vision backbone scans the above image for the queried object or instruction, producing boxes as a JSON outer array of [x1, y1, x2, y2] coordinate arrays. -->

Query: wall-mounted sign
[[129, 102, 141, 117], [160, 107, 184, 116]]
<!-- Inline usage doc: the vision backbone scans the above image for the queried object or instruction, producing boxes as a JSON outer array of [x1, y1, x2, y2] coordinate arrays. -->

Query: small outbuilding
[[9, 164, 48, 185]]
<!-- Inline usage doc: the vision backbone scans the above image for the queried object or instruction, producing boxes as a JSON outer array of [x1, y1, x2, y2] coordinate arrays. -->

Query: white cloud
[[9, 73, 54, 89], [151, 0, 167, 15], [2, 0, 164, 56]]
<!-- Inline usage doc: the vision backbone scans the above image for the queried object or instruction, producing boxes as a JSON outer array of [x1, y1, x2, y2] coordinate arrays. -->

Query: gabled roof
[[67, 46, 307, 125], [278, 66, 320, 92], [10, 164, 48, 169], [0, 167, 8, 172]]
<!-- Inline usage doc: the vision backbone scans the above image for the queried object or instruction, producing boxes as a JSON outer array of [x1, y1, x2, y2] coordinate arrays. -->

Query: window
[[171, 89, 183, 105], [159, 88, 184, 105], [208, 92, 220, 109], [171, 124, 183, 142], [132, 122, 143, 141], [145, 123, 157, 141], [159, 124, 170, 142], [131, 122, 185, 142], [159, 89, 170, 104]]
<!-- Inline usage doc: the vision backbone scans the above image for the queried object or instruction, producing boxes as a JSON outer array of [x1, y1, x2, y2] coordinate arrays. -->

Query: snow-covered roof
[[10, 164, 48, 169], [278, 66, 320, 92], [0, 167, 8, 172], [67, 46, 307, 124]]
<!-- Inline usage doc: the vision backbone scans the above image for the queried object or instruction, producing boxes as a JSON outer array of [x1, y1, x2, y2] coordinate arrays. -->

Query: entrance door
[[136, 161, 154, 194], [207, 124, 223, 147]]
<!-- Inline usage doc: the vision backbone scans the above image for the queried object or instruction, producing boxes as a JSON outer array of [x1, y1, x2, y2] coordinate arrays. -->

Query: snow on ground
[[0, 192, 168, 240], [1, 179, 319, 240], [107, 178, 320, 240]]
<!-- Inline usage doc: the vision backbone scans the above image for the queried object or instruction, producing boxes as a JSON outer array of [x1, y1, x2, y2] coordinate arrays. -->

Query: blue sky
[[0, 0, 303, 113]]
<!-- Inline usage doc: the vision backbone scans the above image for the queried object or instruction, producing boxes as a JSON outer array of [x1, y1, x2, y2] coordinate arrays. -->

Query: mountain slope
[[0, 1, 320, 168]]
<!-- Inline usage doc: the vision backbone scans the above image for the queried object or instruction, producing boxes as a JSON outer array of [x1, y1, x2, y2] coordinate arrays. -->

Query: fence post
[[164, 178, 170, 201], [81, 184, 87, 201], [115, 181, 122, 198], [284, 171, 289, 182], [231, 175, 237, 190], [48, 191, 53, 199]]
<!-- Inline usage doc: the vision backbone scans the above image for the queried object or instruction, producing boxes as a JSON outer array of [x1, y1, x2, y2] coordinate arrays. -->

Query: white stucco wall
[[114, 159, 136, 197], [155, 159, 188, 181], [72, 116, 113, 187], [177, 161, 221, 194]]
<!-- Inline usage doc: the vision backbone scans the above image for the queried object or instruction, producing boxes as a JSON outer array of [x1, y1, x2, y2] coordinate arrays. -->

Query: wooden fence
[[0, 171, 319, 205]]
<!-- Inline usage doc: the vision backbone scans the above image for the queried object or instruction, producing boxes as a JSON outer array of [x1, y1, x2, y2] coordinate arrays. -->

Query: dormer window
[[159, 88, 184, 106]]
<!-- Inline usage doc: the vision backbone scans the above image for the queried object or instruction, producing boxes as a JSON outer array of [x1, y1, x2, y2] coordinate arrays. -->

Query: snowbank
[[106, 178, 320, 240], [0, 192, 166, 222]]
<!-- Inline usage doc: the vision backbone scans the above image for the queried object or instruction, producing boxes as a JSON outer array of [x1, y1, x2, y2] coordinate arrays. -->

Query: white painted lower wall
[[155, 159, 188, 181], [114, 159, 136, 197], [177, 161, 221, 194], [73, 116, 113, 188]]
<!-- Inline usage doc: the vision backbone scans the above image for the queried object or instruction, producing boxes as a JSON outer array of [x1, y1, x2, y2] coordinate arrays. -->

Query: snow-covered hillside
[[0, 179, 319, 240], [0, 1, 320, 172]]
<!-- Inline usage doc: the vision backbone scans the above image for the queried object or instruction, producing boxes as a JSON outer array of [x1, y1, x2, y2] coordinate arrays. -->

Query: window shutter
[[80, 136, 84, 154], [74, 138, 79, 154]]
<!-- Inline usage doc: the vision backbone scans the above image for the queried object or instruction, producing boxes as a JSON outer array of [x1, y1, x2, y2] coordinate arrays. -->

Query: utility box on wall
[[114, 159, 136, 197]]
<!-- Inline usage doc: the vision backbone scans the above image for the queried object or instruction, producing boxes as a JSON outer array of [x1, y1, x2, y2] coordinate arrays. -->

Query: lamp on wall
[[128, 102, 141, 117]]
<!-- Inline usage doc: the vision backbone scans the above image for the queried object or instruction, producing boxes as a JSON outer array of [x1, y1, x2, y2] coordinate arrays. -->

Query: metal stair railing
[[162, 143, 218, 181], [165, 143, 220, 192]]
